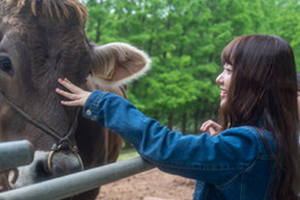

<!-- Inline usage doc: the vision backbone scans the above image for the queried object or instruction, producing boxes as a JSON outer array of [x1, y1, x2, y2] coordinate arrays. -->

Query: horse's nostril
[[35, 160, 51, 177]]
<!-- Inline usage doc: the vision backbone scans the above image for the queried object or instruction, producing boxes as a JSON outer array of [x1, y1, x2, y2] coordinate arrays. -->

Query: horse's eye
[[0, 57, 14, 76]]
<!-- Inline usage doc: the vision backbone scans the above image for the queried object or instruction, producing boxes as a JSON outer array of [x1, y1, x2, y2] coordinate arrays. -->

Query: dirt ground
[[97, 168, 195, 200]]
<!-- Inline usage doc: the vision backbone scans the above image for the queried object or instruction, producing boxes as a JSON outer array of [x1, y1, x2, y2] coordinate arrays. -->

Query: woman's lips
[[220, 90, 227, 98]]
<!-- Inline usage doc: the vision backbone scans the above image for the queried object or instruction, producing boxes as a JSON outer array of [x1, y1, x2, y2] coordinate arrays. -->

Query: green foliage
[[83, 0, 300, 132]]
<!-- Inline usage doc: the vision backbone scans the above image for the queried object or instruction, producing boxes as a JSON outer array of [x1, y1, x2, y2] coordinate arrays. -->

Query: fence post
[[0, 140, 34, 173]]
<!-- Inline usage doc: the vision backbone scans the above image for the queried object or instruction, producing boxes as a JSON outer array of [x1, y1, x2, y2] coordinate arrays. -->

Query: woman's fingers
[[55, 88, 78, 100], [58, 78, 82, 94], [208, 127, 217, 136], [61, 99, 83, 106], [200, 120, 213, 132], [56, 78, 92, 107], [200, 120, 222, 136]]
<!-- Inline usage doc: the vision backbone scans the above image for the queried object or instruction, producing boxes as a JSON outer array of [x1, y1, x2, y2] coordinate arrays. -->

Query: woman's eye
[[0, 57, 14, 76], [223, 63, 233, 74], [223, 68, 232, 74], [226, 68, 232, 73]]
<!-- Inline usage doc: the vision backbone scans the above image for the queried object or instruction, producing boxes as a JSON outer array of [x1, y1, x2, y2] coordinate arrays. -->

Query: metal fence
[[0, 144, 155, 200], [0, 140, 34, 174]]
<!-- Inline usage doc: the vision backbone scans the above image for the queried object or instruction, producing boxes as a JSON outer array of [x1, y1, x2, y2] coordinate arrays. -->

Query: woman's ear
[[90, 42, 151, 86]]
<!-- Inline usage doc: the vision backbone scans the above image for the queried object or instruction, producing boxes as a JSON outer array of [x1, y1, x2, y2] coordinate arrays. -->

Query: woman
[[56, 34, 299, 199]]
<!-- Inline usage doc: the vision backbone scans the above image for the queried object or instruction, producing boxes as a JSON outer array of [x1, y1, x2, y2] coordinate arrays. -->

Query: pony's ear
[[90, 42, 151, 86]]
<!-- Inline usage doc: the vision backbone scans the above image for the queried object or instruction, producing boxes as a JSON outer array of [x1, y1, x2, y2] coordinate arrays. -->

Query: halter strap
[[0, 91, 79, 143]]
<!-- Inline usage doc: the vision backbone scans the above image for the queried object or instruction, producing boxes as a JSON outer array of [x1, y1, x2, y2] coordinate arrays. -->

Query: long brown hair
[[220, 35, 299, 199]]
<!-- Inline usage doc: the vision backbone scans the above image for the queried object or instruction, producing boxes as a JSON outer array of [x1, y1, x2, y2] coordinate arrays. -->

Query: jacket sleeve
[[83, 91, 262, 185]]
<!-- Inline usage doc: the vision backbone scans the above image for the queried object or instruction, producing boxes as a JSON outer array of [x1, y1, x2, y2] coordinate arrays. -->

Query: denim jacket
[[83, 91, 277, 200]]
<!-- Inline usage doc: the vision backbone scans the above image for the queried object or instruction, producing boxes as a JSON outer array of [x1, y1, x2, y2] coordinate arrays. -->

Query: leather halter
[[0, 90, 84, 174]]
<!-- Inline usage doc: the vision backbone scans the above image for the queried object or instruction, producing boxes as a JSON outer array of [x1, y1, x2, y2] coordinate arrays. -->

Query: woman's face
[[216, 64, 233, 107]]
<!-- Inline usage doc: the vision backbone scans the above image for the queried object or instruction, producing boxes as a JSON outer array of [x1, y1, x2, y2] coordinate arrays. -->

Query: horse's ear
[[90, 42, 151, 86]]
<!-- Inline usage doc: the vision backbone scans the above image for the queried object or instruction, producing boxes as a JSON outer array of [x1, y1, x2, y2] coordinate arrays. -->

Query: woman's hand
[[200, 120, 222, 136], [56, 78, 91, 107]]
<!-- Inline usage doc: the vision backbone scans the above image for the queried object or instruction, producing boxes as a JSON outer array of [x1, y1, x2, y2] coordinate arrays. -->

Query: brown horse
[[0, 0, 150, 199]]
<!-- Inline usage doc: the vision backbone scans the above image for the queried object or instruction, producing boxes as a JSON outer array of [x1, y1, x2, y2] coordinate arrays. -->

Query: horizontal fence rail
[[0, 140, 34, 173], [0, 156, 155, 200]]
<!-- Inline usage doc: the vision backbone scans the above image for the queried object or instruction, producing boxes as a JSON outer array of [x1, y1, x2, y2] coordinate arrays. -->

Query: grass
[[117, 147, 140, 161]]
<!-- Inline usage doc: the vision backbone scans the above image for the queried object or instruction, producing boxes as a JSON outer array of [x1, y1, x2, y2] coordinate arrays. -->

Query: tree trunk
[[181, 112, 187, 134], [194, 110, 200, 134], [95, 19, 101, 43], [168, 111, 174, 130]]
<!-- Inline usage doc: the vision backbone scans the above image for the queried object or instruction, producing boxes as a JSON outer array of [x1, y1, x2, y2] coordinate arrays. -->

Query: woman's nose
[[216, 73, 223, 85]]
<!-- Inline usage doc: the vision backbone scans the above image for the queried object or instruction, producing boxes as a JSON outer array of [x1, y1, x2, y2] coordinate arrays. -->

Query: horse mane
[[0, 0, 88, 25]]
